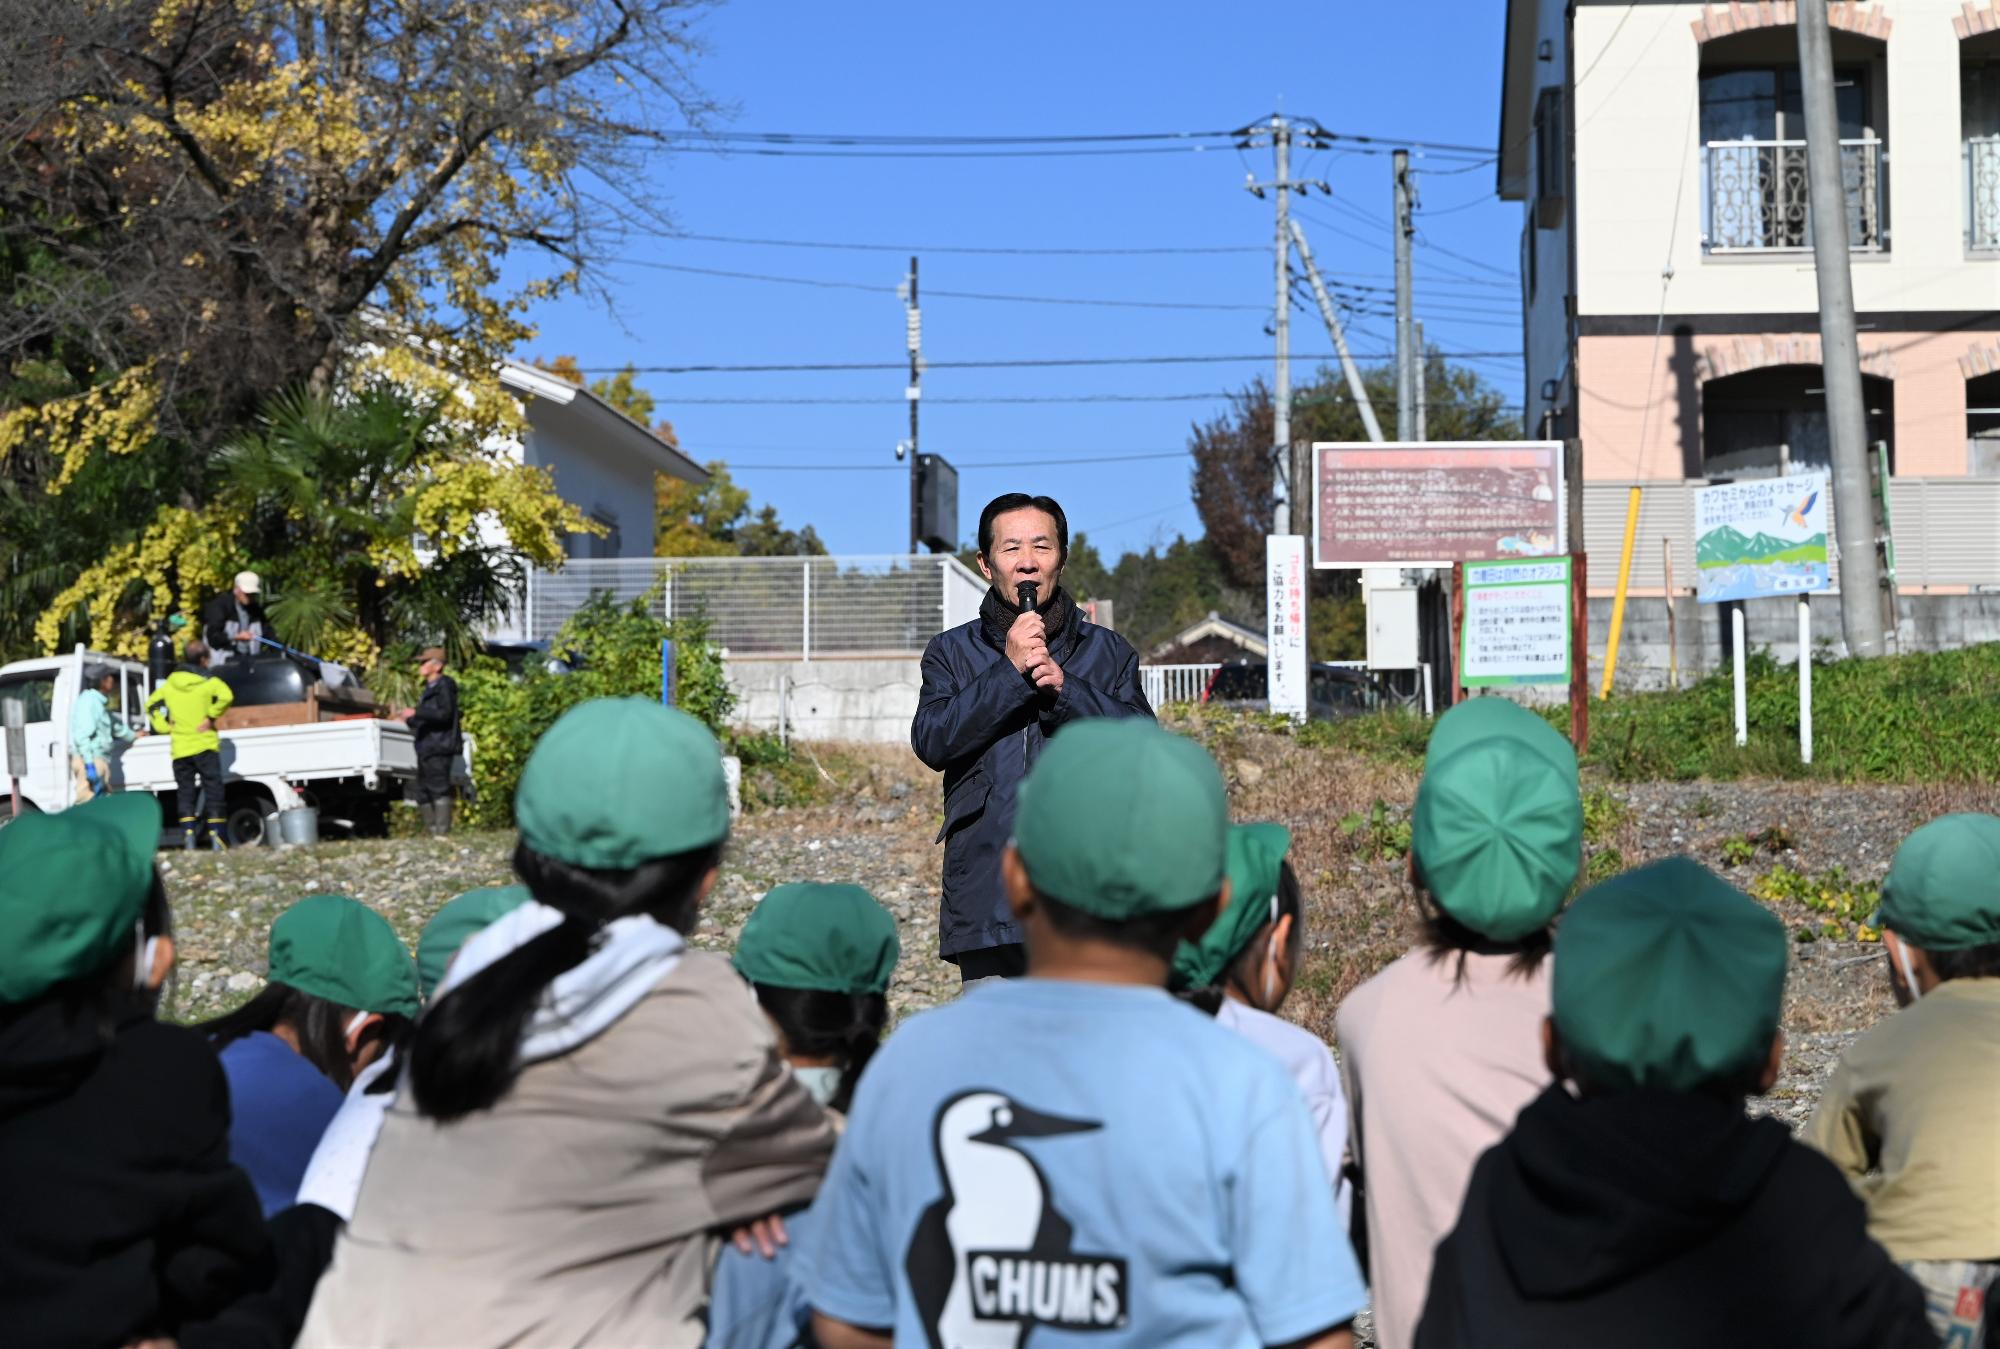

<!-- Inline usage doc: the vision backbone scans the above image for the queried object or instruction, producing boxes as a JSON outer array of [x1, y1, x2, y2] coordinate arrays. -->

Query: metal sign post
[[3, 697, 25, 819]]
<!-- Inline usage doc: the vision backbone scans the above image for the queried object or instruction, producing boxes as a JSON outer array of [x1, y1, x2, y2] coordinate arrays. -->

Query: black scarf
[[978, 584, 1080, 658]]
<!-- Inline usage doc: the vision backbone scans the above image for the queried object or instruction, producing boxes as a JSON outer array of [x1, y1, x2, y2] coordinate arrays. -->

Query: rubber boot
[[435, 797, 454, 836], [181, 818, 197, 851], [417, 800, 439, 836], [207, 819, 228, 852]]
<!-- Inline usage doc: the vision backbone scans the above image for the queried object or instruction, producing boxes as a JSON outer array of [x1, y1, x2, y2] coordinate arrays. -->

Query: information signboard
[[1694, 472, 1831, 604], [1265, 534, 1308, 719], [1460, 558, 1572, 687], [1314, 441, 1565, 569]]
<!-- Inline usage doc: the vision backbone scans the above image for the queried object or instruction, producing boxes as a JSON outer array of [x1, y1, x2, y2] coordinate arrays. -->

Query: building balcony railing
[[1970, 135, 2000, 254], [1701, 137, 1886, 254]]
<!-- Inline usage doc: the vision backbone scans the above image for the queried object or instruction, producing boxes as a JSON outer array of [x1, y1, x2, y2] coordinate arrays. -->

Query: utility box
[[1366, 586, 1420, 671], [917, 454, 958, 553]]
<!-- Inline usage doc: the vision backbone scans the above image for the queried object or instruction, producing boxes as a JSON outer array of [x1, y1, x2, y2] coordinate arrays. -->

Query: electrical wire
[[664, 231, 1263, 256], [568, 349, 1528, 375], [721, 451, 1192, 472], [664, 392, 1244, 405], [610, 257, 1265, 311]]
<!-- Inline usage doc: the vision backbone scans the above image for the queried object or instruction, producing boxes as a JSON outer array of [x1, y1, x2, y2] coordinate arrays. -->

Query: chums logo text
[[966, 1252, 1128, 1329]]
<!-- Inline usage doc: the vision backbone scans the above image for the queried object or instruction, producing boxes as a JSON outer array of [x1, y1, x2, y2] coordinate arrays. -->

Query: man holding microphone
[[912, 492, 1154, 985]]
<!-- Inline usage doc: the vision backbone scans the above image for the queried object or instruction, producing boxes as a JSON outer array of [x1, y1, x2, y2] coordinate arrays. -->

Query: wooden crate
[[216, 683, 386, 732]]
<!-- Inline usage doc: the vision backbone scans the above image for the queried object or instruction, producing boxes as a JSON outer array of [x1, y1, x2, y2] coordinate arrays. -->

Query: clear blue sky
[[519, 0, 1521, 561]]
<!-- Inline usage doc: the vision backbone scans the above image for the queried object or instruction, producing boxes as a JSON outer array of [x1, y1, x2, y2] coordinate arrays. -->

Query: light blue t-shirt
[[802, 979, 1366, 1347]]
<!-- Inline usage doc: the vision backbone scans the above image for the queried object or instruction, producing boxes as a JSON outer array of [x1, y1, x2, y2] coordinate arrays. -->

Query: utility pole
[[1414, 320, 1428, 441], [903, 256, 921, 554], [1393, 149, 1417, 441], [1290, 218, 1385, 442], [1796, 1, 1884, 656], [1271, 115, 1293, 536]]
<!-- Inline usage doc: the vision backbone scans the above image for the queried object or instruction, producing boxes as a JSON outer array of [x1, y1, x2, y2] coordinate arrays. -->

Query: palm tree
[[217, 386, 522, 663]]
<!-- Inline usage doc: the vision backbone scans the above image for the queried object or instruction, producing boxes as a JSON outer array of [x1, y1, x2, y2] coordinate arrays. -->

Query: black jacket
[[1415, 1084, 1939, 1349], [0, 997, 271, 1346], [200, 592, 265, 656], [408, 673, 461, 760], [911, 591, 1152, 958]]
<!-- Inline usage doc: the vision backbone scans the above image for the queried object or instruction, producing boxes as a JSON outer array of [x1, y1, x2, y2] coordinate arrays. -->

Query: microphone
[[1016, 581, 1039, 613]]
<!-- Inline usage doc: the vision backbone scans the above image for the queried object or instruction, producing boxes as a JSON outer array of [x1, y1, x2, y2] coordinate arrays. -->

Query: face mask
[[1893, 939, 1923, 1004], [1260, 896, 1282, 1010], [343, 1010, 374, 1047], [131, 922, 162, 993], [792, 1065, 845, 1108]]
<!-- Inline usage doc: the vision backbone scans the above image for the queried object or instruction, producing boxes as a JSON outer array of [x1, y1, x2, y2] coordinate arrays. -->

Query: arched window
[[1702, 365, 1894, 478]]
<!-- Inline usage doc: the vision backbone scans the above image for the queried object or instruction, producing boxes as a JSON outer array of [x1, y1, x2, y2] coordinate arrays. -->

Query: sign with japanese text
[[1266, 534, 1308, 719], [1313, 442, 1565, 569], [1694, 472, 1831, 604], [1461, 558, 1572, 687]]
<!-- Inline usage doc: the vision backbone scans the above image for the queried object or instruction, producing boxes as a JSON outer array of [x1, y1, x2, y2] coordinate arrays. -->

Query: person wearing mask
[[912, 491, 1152, 987], [195, 894, 420, 1217], [71, 663, 140, 799], [1173, 822, 1350, 1228], [0, 795, 269, 1344], [1334, 696, 1582, 1349], [202, 570, 266, 667], [1804, 814, 2000, 1345], [298, 699, 836, 1347], [146, 638, 235, 850], [179, 887, 534, 1349], [805, 719, 1364, 1349], [1416, 857, 1938, 1349], [708, 881, 902, 1349], [396, 645, 461, 836]]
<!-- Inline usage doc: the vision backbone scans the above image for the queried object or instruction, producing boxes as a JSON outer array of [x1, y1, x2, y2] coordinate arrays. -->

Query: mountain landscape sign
[[1694, 473, 1831, 604]]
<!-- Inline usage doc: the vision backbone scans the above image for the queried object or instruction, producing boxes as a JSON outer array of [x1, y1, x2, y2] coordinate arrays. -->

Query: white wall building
[[1502, 0, 2000, 492]]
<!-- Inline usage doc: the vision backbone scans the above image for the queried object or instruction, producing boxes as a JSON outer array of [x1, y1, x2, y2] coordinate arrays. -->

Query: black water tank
[[214, 656, 312, 708]]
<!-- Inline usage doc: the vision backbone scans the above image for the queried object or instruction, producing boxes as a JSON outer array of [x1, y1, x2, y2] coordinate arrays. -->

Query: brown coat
[[296, 951, 836, 1348]]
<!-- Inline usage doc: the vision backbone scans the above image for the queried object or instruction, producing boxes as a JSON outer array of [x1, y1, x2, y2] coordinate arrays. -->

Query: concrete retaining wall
[[726, 656, 923, 744], [1589, 595, 2000, 692]]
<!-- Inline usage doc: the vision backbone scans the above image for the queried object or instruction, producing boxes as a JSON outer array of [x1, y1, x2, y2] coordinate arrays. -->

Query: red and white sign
[[1313, 441, 1565, 569], [1266, 534, 1308, 720]]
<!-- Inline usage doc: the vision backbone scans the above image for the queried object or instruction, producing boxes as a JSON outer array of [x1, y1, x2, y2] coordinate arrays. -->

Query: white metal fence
[[1703, 137, 1885, 253], [521, 554, 987, 657], [1140, 663, 1221, 707], [1969, 135, 2000, 253], [1581, 478, 2000, 591]]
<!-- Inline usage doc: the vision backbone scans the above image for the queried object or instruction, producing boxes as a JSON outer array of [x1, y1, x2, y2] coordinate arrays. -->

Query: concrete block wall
[[1588, 595, 2000, 691], [726, 656, 923, 744]]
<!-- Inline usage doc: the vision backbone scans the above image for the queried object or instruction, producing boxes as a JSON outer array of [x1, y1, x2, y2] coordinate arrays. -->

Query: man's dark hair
[[1416, 886, 1552, 985], [1037, 891, 1209, 963], [1928, 940, 2000, 982], [977, 493, 1068, 563]]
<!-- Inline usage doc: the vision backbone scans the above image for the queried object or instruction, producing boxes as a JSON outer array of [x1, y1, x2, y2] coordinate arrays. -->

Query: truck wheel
[[224, 803, 269, 848]]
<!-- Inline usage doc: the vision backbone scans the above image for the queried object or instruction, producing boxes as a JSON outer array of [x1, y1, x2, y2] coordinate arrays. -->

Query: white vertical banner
[[1267, 534, 1308, 720]]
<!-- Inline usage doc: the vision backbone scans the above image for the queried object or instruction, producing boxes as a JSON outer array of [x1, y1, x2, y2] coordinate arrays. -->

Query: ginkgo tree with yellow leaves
[[0, 0, 714, 660]]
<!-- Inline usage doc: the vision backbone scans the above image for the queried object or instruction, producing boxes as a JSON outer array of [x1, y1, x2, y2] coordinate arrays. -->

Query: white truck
[[0, 646, 431, 843]]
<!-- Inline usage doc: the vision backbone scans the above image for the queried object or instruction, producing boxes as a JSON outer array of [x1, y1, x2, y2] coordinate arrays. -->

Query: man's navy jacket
[[911, 606, 1153, 959]]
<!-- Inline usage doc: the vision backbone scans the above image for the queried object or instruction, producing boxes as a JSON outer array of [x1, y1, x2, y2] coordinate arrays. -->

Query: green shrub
[[454, 592, 736, 829], [1339, 799, 1412, 860], [1749, 863, 1881, 941], [1580, 789, 1629, 846], [1586, 643, 2000, 783]]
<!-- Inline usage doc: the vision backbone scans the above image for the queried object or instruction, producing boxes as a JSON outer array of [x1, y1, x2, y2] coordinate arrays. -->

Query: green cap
[[268, 894, 421, 1020], [416, 885, 531, 999], [1016, 719, 1227, 920], [515, 697, 730, 870], [1412, 718, 1582, 941], [1875, 814, 2000, 951], [734, 883, 901, 996], [1554, 857, 1787, 1095], [1172, 824, 1292, 990], [0, 794, 161, 1005], [1425, 696, 1575, 775]]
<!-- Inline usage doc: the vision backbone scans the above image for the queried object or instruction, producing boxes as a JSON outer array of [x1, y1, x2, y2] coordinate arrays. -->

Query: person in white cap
[[202, 570, 267, 667]]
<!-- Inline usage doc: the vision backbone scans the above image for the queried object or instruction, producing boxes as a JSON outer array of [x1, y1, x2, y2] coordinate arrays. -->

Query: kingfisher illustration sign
[[1313, 442, 1565, 569], [1694, 473, 1831, 604]]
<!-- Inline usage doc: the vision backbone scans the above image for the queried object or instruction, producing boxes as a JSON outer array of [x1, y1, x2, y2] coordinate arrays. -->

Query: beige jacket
[[297, 950, 836, 1348]]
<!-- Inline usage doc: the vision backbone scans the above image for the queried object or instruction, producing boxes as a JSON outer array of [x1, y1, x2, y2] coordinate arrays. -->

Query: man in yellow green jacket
[[145, 639, 234, 849]]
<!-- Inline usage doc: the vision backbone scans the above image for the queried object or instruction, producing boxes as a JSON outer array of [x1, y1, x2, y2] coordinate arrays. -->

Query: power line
[[665, 392, 1243, 406], [665, 231, 1263, 256], [568, 349, 1526, 375], [721, 451, 1191, 472], [611, 257, 1264, 311]]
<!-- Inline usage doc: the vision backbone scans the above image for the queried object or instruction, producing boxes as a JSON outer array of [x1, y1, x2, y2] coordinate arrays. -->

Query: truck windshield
[[0, 672, 57, 724]]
